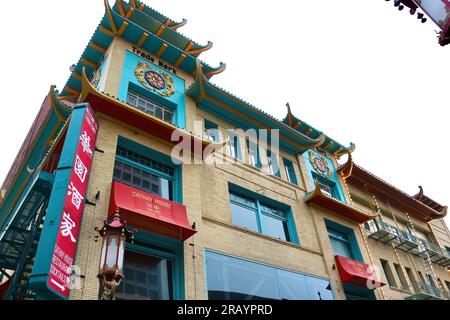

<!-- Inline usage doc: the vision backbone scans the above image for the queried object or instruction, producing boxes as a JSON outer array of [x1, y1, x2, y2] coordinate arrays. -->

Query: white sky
[[0, 0, 448, 226]]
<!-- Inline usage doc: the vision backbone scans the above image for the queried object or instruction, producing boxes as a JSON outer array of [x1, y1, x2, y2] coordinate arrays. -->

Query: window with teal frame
[[313, 172, 340, 200], [204, 119, 219, 142], [325, 219, 363, 262], [227, 131, 241, 160], [116, 230, 185, 300], [283, 158, 298, 185], [126, 88, 175, 124], [228, 184, 299, 244], [266, 149, 281, 177], [113, 137, 182, 203], [246, 138, 261, 168]]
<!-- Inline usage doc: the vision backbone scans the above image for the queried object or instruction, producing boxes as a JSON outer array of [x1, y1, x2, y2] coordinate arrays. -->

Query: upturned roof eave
[[188, 62, 354, 154], [61, 0, 225, 98], [340, 163, 447, 222]]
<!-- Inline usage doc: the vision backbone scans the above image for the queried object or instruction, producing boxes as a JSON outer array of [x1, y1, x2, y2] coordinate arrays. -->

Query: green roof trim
[[187, 62, 329, 155], [282, 113, 355, 156], [115, 1, 208, 56], [187, 61, 353, 156], [60, 0, 225, 98]]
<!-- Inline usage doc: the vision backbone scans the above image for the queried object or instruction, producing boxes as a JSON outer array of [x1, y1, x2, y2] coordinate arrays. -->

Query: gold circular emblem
[[308, 151, 332, 178], [135, 62, 175, 97]]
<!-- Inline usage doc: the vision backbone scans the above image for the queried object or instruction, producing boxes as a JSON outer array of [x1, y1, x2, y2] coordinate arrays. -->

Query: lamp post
[[95, 209, 135, 300]]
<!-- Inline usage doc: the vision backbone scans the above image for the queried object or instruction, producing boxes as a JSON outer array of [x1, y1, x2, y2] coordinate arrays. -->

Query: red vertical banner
[[47, 106, 98, 297]]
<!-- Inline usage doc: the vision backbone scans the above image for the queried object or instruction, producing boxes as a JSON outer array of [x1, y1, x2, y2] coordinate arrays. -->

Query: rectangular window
[[246, 138, 260, 168], [229, 190, 294, 243], [380, 259, 397, 288], [204, 119, 218, 142], [283, 159, 298, 185], [405, 267, 419, 293], [114, 146, 175, 201], [227, 132, 240, 159], [116, 250, 173, 300], [393, 263, 409, 290], [313, 173, 338, 199], [126, 90, 174, 123], [327, 228, 354, 259], [417, 271, 426, 284], [205, 251, 334, 300], [266, 149, 280, 177]]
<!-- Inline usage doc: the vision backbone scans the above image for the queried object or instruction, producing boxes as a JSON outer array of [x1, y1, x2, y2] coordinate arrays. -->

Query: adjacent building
[[0, 0, 448, 300]]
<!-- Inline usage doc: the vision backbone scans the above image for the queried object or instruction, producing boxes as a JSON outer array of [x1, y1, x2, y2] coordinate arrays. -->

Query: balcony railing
[[406, 281, 448, 300], [366, 219, 450, 267]]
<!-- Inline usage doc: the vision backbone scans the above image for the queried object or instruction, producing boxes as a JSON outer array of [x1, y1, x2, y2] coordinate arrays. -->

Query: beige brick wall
[[68, 37, 450, 301]]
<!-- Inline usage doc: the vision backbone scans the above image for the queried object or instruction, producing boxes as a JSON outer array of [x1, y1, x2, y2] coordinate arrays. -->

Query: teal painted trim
[[29, 105, 91, 300], [228, 183, 299, 245], [204, 119, 218, 130], [255, 200, 264, 234], [325, 219, 364, 262], [303, 149, 345, 201], [118, 51, 186, 128], [117, 136, 183, 204], [342, 283, 376, 300], [97, 55, 110, 92], [286, 207, 300, 245], [116, 156, 175, 182], [229, 183, 289, 210], [129, 230, 185, 300], [118, 136, 173, 166], [0, 114, 62, 228], [203, 248, 334, 299]]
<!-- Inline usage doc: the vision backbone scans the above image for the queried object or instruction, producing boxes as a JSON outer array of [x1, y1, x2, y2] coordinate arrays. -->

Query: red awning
[[109, 181, 196, 241], [335, 255, 386, 290]]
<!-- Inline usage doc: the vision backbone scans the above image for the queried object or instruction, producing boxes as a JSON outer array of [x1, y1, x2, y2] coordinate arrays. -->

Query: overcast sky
[[0, 0, 448, 225]]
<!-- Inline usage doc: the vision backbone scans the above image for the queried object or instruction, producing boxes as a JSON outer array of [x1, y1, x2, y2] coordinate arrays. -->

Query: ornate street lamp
[[95, 209, 135, 300]]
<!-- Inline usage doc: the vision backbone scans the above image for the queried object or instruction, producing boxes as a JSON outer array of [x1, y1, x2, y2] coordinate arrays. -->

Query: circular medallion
[[314, 157, 328, 174], [308, 151, 332, 178], [135, 62, 175, 97], [145, 71, 166, 90]]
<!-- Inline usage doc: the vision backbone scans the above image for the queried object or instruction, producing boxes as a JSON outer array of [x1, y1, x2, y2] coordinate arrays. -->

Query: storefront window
[[205, 251, 333, 300], [116, 250, 173, 300]]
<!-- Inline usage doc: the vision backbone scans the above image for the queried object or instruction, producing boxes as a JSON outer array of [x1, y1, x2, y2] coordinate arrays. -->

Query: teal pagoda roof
[[187, 62, 354, 156], [60, 0, 225, 99]]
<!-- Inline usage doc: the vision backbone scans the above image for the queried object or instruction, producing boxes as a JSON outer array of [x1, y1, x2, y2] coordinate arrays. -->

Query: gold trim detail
[[135, 62, 175, 97]]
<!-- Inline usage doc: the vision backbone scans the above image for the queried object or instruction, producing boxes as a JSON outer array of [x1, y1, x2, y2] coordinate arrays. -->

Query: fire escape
[[0, 155, 59, 300]]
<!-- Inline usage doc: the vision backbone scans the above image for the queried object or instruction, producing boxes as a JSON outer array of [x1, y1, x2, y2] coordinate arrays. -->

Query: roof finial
[[286, 102, 301, 130], [417, 185, 424, 201]]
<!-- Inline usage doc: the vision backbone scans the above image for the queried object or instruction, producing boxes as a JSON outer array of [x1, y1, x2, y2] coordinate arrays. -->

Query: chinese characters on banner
[[48, 106, 98, 297]]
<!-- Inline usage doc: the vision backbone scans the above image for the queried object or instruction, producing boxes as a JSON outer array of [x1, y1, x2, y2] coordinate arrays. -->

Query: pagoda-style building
[[0, 0, 449, 301]]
